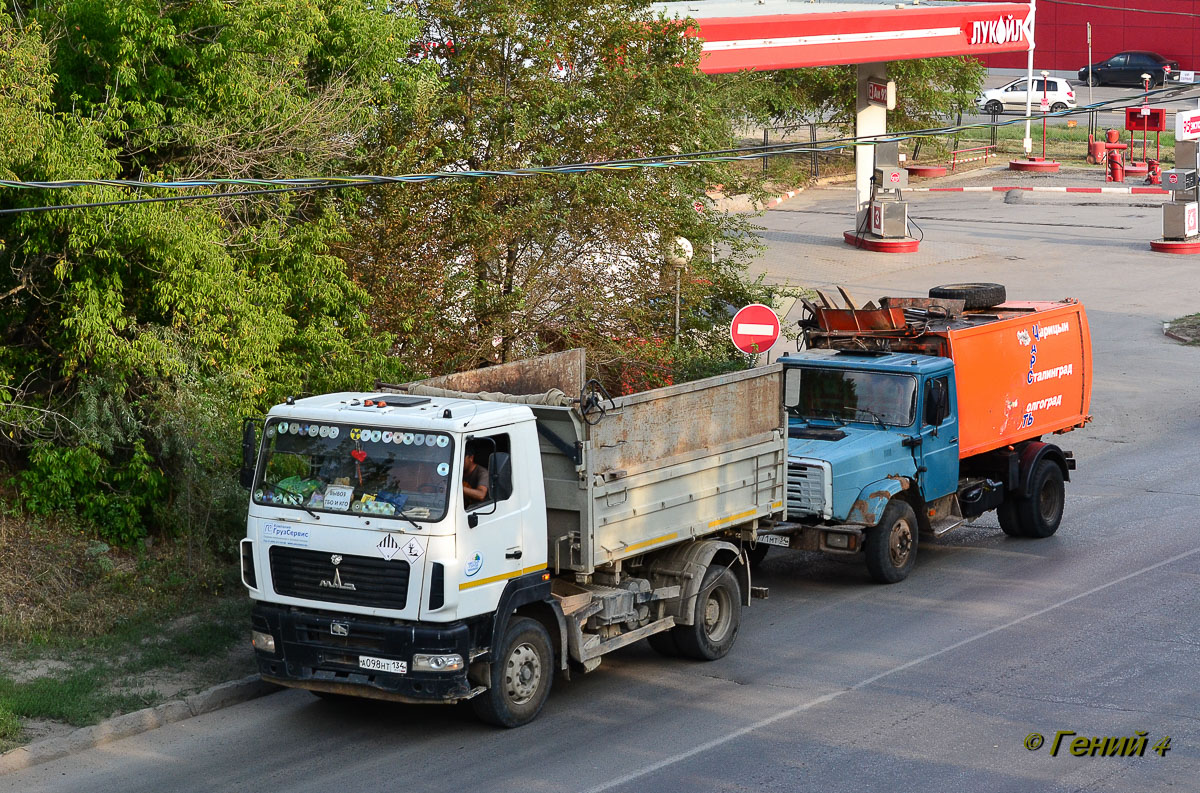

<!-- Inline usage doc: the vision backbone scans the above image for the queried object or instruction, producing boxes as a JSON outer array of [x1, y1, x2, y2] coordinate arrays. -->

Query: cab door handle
[[506, 549, 523, 560]]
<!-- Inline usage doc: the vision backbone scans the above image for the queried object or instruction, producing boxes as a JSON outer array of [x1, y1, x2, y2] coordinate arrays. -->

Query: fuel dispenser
[[1161, 140, 1199, 241], [869, 142, 909, 238]]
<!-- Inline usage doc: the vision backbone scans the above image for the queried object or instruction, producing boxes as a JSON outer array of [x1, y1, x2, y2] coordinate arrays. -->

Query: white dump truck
[[239, 350, 785, 726]]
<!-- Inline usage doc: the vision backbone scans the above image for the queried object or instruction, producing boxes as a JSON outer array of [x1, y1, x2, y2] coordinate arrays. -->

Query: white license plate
[[756, 533, 791, 548], [359, 655, 408, 674]]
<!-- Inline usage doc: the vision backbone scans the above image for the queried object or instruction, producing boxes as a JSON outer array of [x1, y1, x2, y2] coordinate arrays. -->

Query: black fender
[[1016, 441, 1070, 499], [643, 539, 750, 625], [488, 571, 567, 670]]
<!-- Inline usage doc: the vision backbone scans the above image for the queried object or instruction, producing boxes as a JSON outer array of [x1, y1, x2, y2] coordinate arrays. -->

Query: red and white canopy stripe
[[666, 3, 1033, 74]]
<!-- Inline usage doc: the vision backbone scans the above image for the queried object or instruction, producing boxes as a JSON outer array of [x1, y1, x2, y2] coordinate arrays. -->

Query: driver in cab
[[463, 444, 489, 506]]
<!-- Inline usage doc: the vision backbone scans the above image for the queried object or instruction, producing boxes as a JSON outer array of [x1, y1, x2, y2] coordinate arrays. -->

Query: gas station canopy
[[653, 0, 1034, 73]]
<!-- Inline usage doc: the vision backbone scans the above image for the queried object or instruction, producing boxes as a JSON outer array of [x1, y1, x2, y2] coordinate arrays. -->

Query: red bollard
[[1146, 159, 1161, 185]]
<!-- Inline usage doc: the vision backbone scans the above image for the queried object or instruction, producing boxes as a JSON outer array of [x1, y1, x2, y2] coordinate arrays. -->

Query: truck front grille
[[269, 547, 410, 610], [787, 461, 827, 517]]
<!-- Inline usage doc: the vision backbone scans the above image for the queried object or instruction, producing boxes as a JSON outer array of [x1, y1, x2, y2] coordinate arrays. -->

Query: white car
[[978, 77, 1077, 115]]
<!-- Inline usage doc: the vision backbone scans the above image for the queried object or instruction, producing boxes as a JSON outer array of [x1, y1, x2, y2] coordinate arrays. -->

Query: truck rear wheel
[[673, 565, 741, 661], [471, 616, 553, 728], [928, 283, 1007, 310], [864, 499, 918, 583], [999, 460, 1065, 539]]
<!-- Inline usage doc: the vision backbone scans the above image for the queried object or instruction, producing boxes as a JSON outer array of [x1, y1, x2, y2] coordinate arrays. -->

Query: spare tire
[[928, 283, 1006, 310]]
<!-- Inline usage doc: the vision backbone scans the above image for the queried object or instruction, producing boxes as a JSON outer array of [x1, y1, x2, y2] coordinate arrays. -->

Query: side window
[[464, 434, 514, 511], [1005, 82, 1022, 92], [1032, 79, 1045, 92], [923, 376, 951, 426], [1109, 55, 1128, 67], [1046, 79, 1059, 92]]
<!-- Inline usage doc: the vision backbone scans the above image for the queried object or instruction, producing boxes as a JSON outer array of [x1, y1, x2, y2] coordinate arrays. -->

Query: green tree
[[0, 2, 418, 545], [743, 57, 987, 133], [341, 0, 775, 386]]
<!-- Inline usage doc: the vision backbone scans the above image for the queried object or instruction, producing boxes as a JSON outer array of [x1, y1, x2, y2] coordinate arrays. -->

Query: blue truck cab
[[764, 344, 1073, 584]]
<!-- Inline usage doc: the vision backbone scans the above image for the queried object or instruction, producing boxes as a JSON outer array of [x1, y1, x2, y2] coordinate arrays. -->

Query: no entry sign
[[730, 303, 780, 354]]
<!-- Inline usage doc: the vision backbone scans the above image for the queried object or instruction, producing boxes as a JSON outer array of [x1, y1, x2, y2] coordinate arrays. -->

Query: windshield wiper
[[266, 483, 320, 519], [843, 406, 887, 429]]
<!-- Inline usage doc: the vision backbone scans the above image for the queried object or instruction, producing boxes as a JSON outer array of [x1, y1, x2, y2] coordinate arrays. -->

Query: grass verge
[[1166, 313, 1200, 344], [0, 481, 254, 752], [0, 596, 253, 753]]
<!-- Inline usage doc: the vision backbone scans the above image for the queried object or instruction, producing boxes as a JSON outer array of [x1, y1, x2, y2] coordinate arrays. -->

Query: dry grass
[[0, 484, 253, 751], [0, 491, 230, 642]]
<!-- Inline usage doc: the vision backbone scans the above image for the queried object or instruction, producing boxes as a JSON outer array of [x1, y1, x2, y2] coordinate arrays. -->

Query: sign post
[[730, 304, 781, 357]]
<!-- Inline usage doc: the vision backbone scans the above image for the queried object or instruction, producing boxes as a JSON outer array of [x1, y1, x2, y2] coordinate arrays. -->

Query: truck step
[[750, 586, 769, 600], [927, 517, 965, 537]]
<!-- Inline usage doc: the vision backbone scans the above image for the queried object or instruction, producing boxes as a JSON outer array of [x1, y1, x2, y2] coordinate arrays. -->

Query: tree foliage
[[1, 2, 417, 545], [341, 0, 775, 383], [742, 57, 987, 133]]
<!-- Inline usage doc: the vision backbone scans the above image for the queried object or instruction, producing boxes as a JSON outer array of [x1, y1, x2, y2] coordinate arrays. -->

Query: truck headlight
[[251, 630, 276, 653], [412, 653, 464, 672]]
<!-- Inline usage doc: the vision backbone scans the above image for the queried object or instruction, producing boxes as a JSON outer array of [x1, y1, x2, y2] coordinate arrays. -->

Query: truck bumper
[[252, 603, 476, 704], [770, 522, 863, 554]]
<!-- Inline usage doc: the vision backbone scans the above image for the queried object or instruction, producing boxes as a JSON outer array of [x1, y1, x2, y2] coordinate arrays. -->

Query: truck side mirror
[[239, 419, 259, 490]]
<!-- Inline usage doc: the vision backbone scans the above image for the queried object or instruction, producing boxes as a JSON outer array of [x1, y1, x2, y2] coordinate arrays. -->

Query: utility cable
[[3, 84, 1199, 215]]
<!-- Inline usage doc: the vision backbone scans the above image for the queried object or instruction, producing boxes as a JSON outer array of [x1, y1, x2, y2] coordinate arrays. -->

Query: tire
[[997, 499, 1024, 537], [745, 543, 770, 568], [471, 616, 553, 728], [1051, 102, 1067, 113], [673, 565, 742, 661], [984, 100, 1003, 115], [928, 282, 1007, 310], [1087, 75, 1100, 87], [647, 629, 680, 657], [1014, 460, 1065, 539], [864, 499, 918, 584]]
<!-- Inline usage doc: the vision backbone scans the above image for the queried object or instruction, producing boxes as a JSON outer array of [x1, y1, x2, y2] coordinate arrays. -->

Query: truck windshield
[[253, 419, 455, 522], [784, 367, 917, 427]]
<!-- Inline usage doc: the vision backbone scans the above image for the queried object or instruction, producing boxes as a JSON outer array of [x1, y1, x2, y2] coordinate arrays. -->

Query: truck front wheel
[[864, 500, 918, 583], [472, 616, 553, 728], [999, 460, 1064, 539], [674, 565, 742, 661]]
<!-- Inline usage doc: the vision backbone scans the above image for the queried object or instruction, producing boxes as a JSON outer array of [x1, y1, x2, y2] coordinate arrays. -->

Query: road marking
[[582, 544, 1200, 793]]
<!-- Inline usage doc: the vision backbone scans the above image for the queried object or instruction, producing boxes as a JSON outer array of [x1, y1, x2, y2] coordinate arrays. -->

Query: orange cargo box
[[945, 301, 1091, 458], [809, 298, 1092, 459]]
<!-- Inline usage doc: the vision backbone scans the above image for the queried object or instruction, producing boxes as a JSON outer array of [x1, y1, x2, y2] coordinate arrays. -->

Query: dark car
[[1078, 51, 1180, 87]]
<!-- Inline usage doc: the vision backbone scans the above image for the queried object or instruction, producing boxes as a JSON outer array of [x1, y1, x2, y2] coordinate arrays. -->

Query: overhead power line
[[2, 84, 1197, 216], [1043, 0, 1200, 19]]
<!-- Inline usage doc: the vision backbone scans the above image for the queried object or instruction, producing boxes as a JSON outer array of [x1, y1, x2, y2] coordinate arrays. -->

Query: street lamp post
[[666, 237, 694, 345], [1141, 72, 1152, 164], [1040, 69, 1050, 160]]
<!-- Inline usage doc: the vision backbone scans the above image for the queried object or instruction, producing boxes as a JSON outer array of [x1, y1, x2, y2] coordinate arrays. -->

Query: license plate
[[359, 655, 408, 674], [756, 533, 791, 548]]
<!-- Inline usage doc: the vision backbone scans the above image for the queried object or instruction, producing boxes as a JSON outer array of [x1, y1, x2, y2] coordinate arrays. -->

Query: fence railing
[[951, 144, 996, 171]]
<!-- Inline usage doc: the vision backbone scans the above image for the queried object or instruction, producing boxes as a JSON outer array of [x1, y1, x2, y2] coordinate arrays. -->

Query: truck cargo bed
[[394, 350, 787, 574]]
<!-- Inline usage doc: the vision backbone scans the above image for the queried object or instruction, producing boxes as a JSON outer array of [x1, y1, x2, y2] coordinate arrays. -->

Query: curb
[[0, 675, 279, 776]]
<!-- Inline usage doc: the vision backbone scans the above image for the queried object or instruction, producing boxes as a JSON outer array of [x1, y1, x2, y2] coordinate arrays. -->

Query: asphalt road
[[6, 189, 1200, 792]]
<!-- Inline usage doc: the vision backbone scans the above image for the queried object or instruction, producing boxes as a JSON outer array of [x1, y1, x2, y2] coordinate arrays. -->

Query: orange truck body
[[946, 301, 1092, 458], [809, 298, 1092, 459]]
